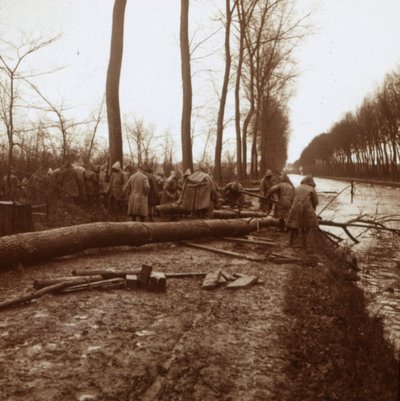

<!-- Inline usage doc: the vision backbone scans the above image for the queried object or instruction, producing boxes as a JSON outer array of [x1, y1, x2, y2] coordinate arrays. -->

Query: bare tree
[[124, 118, 158, 167], [180, 0, 194, 172], [84, 96, 105, 165], [26, 81, 87, 162], [233, 0, 258, 180], [106, 0, 127, 168], [0, 35, 60, 186], [214, 0, 236, 183]]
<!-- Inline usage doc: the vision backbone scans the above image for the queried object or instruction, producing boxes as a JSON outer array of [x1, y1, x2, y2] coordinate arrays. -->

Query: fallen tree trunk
[[0, 277, 104, 310], [72, 269, 207, 279], [155, 202, 267, 219], [181, 242, 267, 262], [213, 210, 268, 219], [0, 218, 278, 270], [33, 275, 106, 289], [58, 278, 125, 293]]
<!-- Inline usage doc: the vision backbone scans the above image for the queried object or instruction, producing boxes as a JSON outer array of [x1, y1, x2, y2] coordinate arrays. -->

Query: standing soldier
[[19, 177, 30, 202], [3, 170, 20, 201], [259, 169, 275, 213], [59, 161, 80, 203], [144, 165, 159, 222], [84, 165, 99, 205], [108, 161, 126, 217], [154, 169, 165, 204], [266, 173, 295, 232], [286, 175, 319, 248], [124, 164, 150, 222], [180, 163, 217, 219], [73, 162, 87, 203], [98, 163, 110, 209]]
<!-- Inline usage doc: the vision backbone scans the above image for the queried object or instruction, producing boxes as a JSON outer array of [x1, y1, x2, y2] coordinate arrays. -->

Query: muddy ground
[[0, 227, 398, 401]]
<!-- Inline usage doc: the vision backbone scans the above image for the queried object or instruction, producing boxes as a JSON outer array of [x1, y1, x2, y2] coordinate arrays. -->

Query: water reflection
[[289, 175, 400, 350]]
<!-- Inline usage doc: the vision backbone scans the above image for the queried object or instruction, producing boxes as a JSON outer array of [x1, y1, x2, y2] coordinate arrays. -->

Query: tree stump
[[0, 201, 33, 236]]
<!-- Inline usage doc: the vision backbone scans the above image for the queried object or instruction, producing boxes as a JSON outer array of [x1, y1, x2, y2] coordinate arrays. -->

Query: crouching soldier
[[222, 181, 245, 211]]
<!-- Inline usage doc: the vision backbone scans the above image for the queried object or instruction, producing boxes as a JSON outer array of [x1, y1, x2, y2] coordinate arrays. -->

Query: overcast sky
[[1, 0, 400, 163]]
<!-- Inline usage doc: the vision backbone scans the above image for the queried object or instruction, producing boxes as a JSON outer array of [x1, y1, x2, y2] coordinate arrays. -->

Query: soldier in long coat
[[145, 166, 159, 222], [2, 171, 20, 201], [259, 169, 275, 213], [108, 161, 126, 216], [59, 162, 80, 202], [266, 173, 295, 231], [125, 165, 150, 222], [286, 175, 319, 247]]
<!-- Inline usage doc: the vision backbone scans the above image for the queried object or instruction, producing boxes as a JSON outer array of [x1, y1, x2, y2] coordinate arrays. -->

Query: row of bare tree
[[106, 0, 307, 182], [298, 68, 400, 180], [1, 0, 307, 188]]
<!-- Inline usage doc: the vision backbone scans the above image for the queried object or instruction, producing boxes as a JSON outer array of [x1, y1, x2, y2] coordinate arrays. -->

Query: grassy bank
[[280, 235, 399, 401]]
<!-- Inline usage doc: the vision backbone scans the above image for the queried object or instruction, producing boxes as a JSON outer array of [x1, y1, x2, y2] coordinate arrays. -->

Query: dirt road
[[0, 230, 302, 401], [1, 228, 398, 401]]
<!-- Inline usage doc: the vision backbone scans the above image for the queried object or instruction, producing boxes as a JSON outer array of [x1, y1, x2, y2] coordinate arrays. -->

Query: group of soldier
[[0, 161, 219, 220], [1, 161, 319, 247], [222, 169, 319, 247], [257, 169, 319, 247]]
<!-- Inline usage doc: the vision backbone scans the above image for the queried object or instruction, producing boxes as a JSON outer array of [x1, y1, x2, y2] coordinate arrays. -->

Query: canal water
[[289, 174, 400, 351]]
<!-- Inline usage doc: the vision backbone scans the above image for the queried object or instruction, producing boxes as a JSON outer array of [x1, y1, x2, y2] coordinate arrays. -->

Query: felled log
[[213, 210, 268, 219], [155, 202, 267, 219], [72, 269, 206, 279], [0, 277, 104, 310], [72, 269, 139, 277], [33, 275, 105, 289], [0, 218, 277, 270], [58, 278, 125, 293], [181, 242, 266, 262], [221, 237, 276, 246]]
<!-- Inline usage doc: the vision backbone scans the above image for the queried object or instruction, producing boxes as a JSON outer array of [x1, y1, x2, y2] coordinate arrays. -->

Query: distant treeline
[[297, 68, 400, 180]]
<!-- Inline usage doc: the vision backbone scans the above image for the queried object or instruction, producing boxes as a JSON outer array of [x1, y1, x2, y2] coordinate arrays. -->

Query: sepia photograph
[[0, 0, 399, 400]]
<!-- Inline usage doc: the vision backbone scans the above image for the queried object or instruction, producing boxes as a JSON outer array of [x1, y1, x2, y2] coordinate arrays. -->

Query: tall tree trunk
[[180, 0, 193, 172], [214, 0, 233, 183], [250, 110, 259, 179], [106, 0, 127, 167], [241, 107, 254, 179], [234, 26, 244, 180]]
